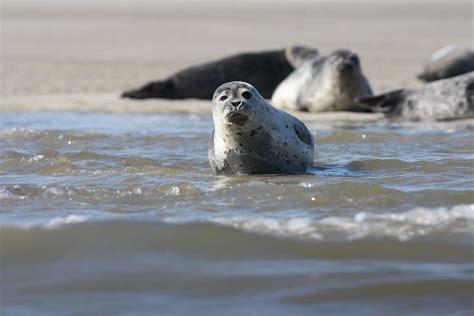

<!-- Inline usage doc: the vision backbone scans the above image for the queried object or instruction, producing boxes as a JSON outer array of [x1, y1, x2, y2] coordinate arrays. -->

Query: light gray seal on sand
[[121, 46, 319, 100], [271, 49, 373, 112], [417, 45, 474, 82], [355, 72, 474, 121], [208, 81, 314, 175]]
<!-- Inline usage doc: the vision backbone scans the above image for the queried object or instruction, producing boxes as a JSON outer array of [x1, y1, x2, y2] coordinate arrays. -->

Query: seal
[[417, 45, 474, 82], [271, 49, 373, 112], [121, 46, 319, 100], [208, 81, 314, 175], [355, 72, 474, 121]]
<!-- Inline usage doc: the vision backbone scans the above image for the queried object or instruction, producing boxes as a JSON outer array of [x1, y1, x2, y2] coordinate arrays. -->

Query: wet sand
[[4, 93, 474, 130]]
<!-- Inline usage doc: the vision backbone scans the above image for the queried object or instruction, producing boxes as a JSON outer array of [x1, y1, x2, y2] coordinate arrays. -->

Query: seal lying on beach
[[271, 49, 372, 112], [121, 46, 319, 100], [209, 81, 314, 175], [355, 72, 474, 121], [417, 45, 474, 82]]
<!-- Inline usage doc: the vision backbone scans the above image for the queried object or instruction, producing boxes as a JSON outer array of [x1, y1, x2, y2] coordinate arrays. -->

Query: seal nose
[[231, 100, 242, 107], [337, 60, 355, 71], [349, 55, 359, 65]]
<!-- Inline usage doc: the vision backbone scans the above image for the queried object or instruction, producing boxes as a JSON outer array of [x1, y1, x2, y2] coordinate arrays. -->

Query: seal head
[[209, 81, 314, 175], [329, 49, 361, 73], [213, 83, 256, 126], [417, 45, 474, 82]]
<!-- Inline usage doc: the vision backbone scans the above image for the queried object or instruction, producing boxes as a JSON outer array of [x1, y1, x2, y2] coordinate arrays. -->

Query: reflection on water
[[0, 112, 473, 316]]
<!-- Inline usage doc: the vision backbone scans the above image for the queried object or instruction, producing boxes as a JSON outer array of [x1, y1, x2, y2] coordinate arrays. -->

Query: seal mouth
[[227, 112, 249, 124]]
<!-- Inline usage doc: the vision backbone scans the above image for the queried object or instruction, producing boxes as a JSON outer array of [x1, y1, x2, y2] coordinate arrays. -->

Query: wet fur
[[209, 81, 314, 175]]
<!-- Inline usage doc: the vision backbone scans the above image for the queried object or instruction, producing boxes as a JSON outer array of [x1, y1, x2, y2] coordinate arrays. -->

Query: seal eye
[[242, 91, 252, 100], [220, 95, 228, 102]]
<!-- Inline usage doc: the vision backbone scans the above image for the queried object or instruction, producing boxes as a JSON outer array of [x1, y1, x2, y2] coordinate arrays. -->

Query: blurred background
[[1, 0, 472, 98]]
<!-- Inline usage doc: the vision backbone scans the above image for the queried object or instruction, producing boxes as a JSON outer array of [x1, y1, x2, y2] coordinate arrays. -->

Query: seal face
[[271, 49, 373, 112], [209, 81, 315, 175], [417, 45, 474, 82], [355, 71, 474, 121]]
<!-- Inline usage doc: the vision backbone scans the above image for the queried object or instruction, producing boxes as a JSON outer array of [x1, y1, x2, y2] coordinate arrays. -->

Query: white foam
[[43, 186, 65, 196], [46, 215, 88, 229], [166, 186, 180, 196], [26, 154, 44, 163], [0, 188, 26, 200], [212, 204, 474, 241], [0, 127, 36, 137]]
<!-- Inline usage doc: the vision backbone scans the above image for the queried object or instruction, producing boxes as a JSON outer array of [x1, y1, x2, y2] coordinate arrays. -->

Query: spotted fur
[[209, 81, 314, 175]]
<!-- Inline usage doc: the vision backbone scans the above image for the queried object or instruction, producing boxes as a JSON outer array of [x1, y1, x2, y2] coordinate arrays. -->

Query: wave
[[1, 205, 472, 254], [0, 127, 109, 141], [212, 204, 474, 242], [1, 218, 472, 269], [1, 205, 472, 315], [348, 158, 474, 172]]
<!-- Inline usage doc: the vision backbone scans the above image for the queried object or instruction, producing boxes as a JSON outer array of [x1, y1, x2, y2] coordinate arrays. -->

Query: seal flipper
[[354, 89, 407, 115], [293, 119, 314, 147], [121, 79, 176, 99]]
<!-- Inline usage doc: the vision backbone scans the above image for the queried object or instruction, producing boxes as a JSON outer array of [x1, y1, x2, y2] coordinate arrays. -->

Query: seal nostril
[[242, 91, 252, 100], [231, 100, 242, 107]]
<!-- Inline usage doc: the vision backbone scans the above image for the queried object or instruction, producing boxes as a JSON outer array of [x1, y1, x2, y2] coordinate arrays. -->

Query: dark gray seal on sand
[[417, 45, 474, 82], [208, 81, 314, 175], [122, 46, 319, 100], [271, 49, 372, 112], [355, 72, 474, 121]]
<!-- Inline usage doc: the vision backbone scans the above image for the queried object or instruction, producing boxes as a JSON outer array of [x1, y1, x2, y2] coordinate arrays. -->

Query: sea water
[[0, 112, 473, 315]]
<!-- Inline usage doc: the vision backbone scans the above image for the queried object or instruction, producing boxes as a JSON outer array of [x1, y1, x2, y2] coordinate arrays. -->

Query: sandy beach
[[1, 0, 472, 115]]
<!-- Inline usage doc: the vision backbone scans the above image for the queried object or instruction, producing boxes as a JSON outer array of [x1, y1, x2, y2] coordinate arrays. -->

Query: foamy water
[[1, 112, 473, 315]]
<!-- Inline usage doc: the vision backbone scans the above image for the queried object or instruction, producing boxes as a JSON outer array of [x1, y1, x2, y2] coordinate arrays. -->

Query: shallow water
[[0, 112, 473, 315]]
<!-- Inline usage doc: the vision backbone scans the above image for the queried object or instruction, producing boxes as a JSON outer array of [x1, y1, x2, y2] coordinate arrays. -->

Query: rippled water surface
[[1, 112, 473, 315]]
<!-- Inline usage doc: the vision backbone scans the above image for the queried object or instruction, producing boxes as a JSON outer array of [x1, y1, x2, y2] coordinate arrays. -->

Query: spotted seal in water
[[121, 46, 319, 100], [417, 45, 474, 82], [271, 49, 373, 112], [208, 81, 314, 175], [355, 72, 474, 121]]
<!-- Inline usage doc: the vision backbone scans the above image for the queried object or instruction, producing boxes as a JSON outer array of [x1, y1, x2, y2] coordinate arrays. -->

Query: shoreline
[[0, 93, 383, 123], [2, 93, 474, 130]]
